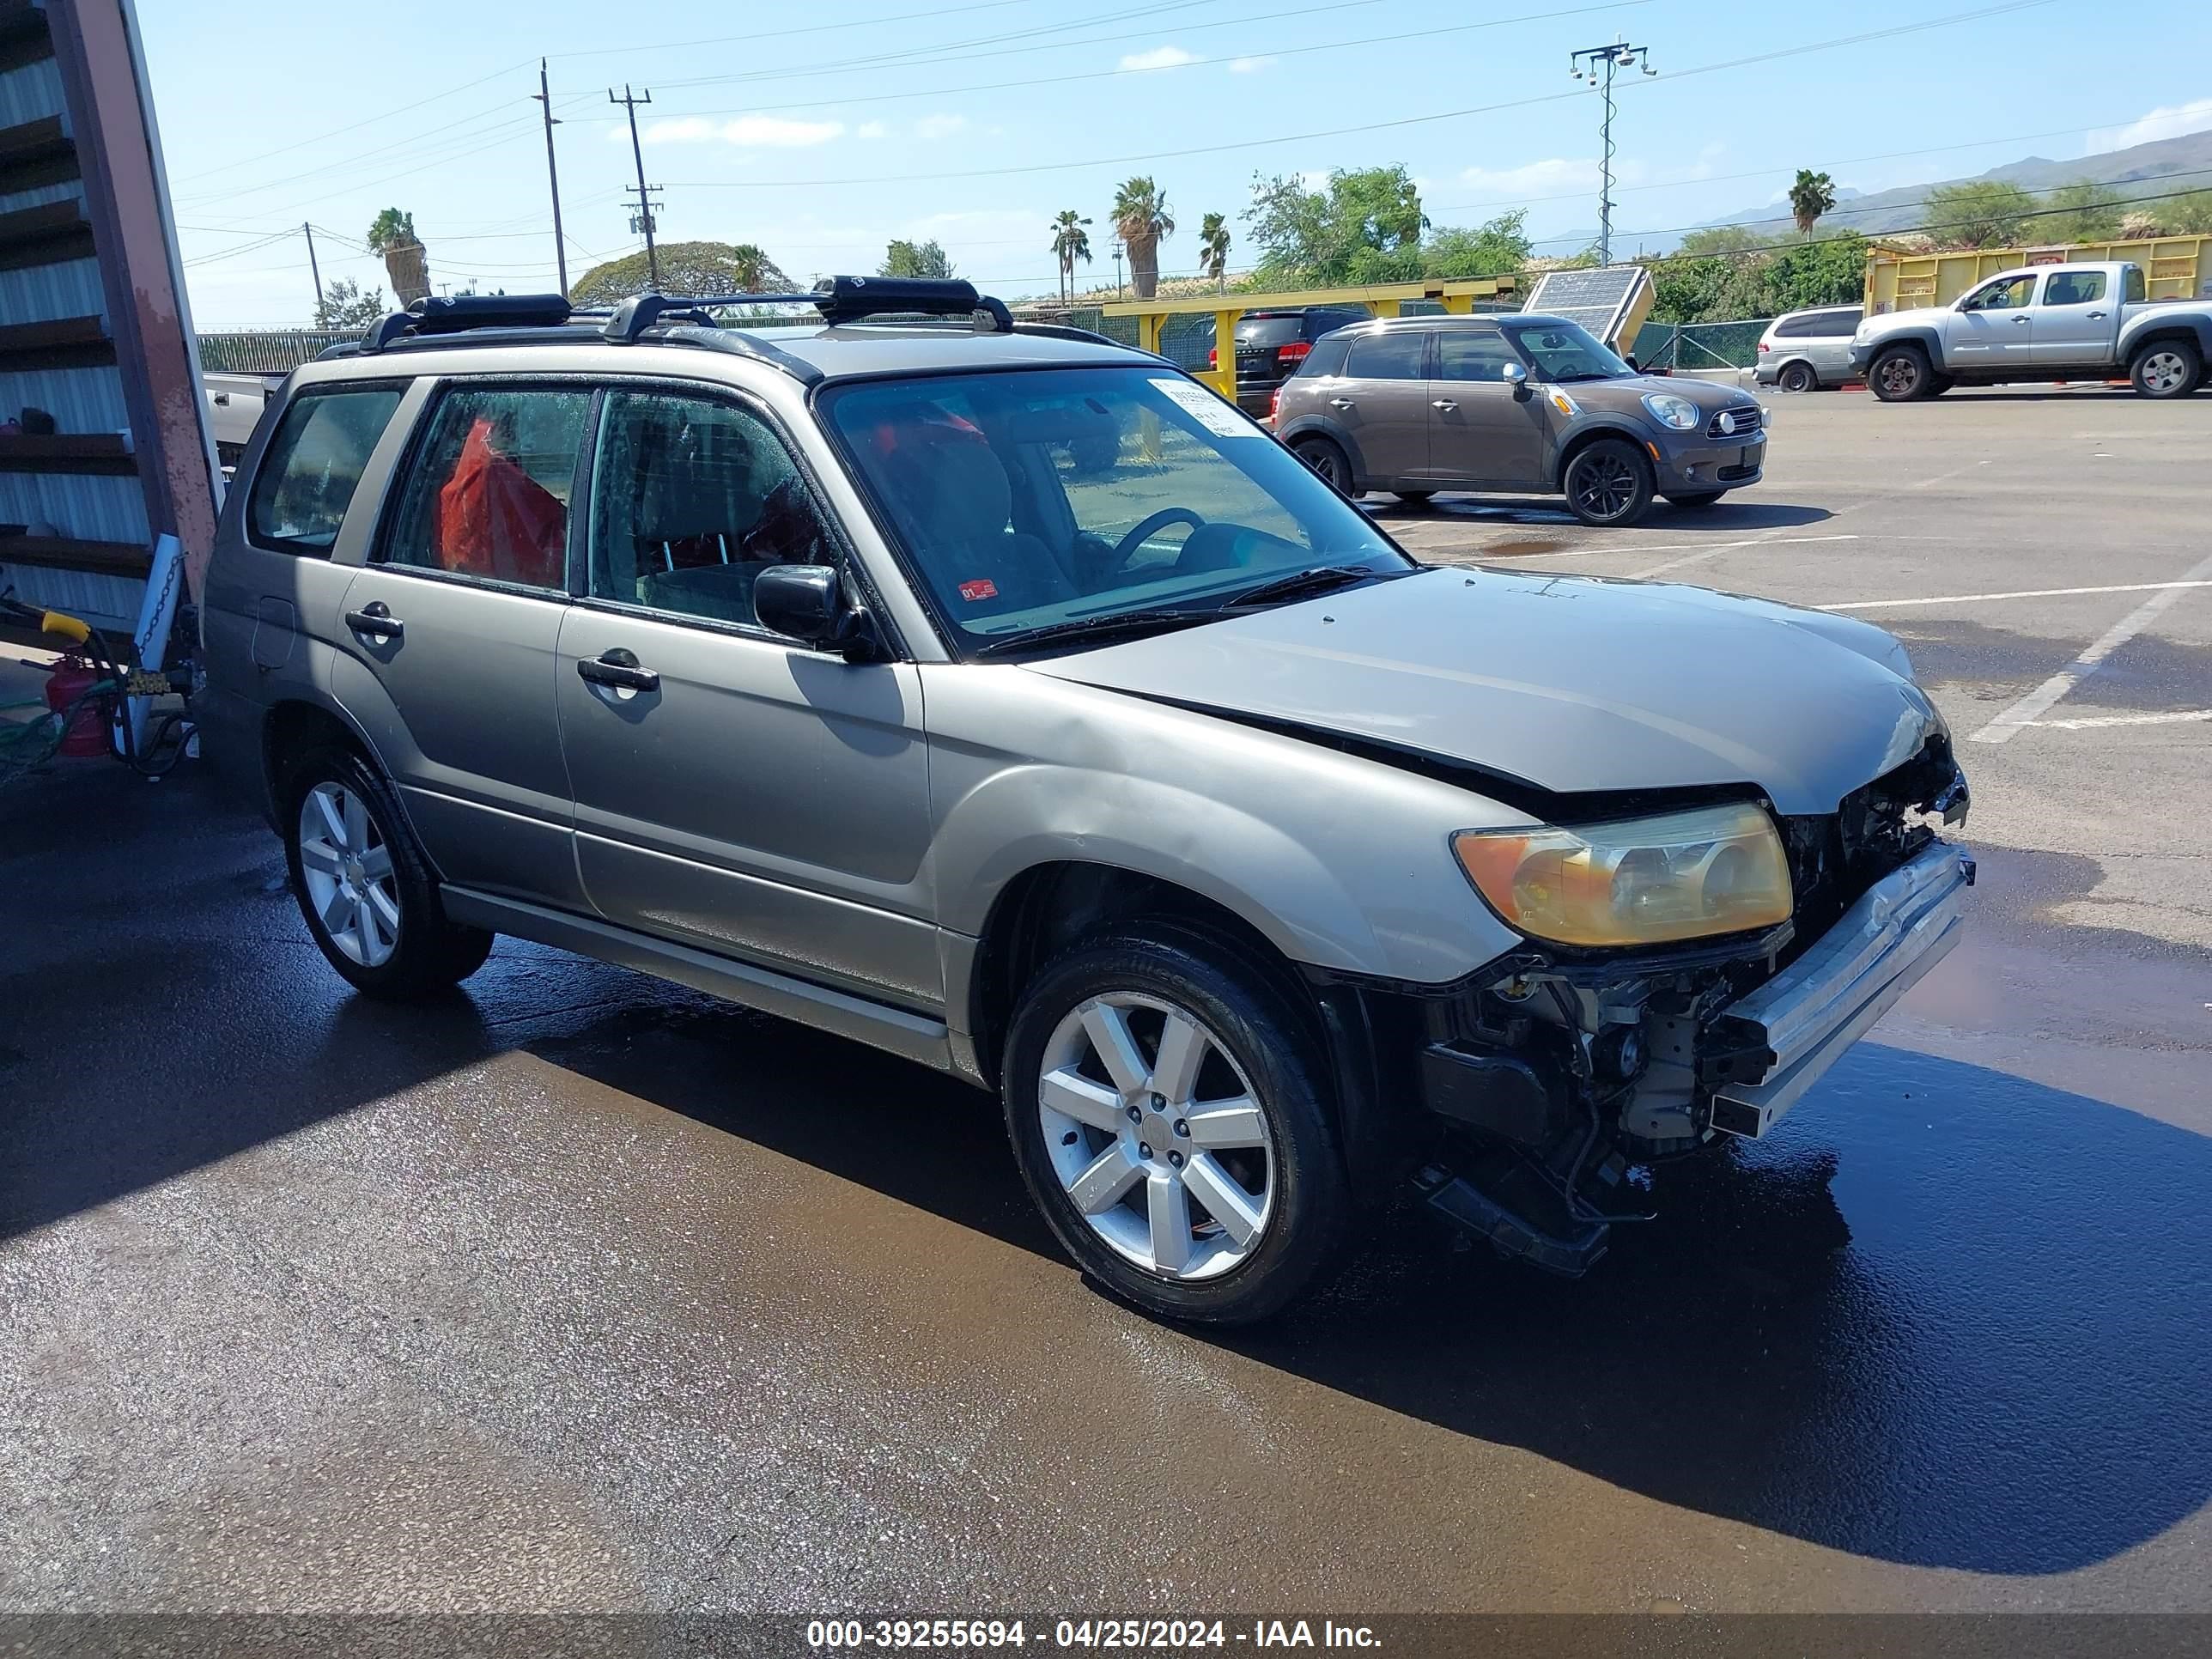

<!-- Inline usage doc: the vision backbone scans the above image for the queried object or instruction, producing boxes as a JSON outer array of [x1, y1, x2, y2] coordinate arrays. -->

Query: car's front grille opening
[[1706, 404, 1764, 439]]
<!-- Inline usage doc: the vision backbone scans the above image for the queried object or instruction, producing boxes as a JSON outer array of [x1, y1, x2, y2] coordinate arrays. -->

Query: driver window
[[1966, 276, 2034, 311], [2042, 270, 2106, 307], [587, 391, 835, 629]]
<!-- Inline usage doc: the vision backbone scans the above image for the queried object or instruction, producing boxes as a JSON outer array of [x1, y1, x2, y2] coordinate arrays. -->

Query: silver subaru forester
[[199, 277, 1972, 1324]]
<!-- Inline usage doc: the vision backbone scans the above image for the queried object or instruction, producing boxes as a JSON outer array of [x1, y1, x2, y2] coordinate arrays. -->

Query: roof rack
[[358, 292, 572, 354]]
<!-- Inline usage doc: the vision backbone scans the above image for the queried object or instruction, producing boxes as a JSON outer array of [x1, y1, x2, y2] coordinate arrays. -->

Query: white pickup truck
[[1850, 260, 2212, 401], [202, 371, 283, 469]]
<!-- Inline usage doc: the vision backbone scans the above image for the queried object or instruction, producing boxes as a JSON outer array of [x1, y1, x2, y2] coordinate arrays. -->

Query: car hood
[[1027, 568, 1941, 816], [1862, 305, 1951, 336], [1585, 373, 1753, 412]]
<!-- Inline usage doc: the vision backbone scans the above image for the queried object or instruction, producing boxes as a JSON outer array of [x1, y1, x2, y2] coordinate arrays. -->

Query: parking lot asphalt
[[3, 386, 2209, 1617]]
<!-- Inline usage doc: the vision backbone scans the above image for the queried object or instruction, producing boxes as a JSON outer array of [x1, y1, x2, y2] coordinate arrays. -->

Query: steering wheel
[[1109, 507, 1206, 570]]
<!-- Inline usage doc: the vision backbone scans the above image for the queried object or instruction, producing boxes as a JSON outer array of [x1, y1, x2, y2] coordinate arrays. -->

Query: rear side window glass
[[246, 387, 402, 556], [2043, 271, 2106, 307], [1435, 332, 1517, 380], [2124, 265, 2147, 303], [1346, 331, 1427, 380], [1308, 307, 1370, 338], [1234, 314, 1302, 346], [380, 386, 591, 590]]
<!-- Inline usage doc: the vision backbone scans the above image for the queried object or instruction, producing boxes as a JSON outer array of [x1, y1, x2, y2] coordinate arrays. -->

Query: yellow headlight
[[1454, 801, 1793, 948]]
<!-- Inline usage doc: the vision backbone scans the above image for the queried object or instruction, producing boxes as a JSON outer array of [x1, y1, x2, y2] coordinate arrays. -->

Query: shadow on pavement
[[1368, 496, 1835, 532]]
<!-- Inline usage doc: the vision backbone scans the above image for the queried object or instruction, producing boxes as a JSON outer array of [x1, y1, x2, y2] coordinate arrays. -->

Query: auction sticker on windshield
[[1151, 376, 1260, 436]]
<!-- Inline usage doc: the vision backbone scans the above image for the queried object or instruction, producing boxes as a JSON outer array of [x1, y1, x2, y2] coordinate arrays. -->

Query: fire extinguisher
[[43, 649, 109, 757]]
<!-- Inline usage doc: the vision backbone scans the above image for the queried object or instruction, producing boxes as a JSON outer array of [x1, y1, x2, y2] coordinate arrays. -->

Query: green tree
[[1419, 212, 1532, 279], [879, 238, 954, 278], [2040, 180, 2122, 246], [313, 276, 389, 330], [1199, 211, 1231, 290], [1923, 179, 2036, 248], [1049, 210, 1093, 302], [2165, 190, 2212, 234], [571, 240, 793, 305], [364, 207, 427, 304], [363, 208, 417, 253], [1112, 177, 1175, 299], [1676, 224, 1772, 258], [1243, 165, 1426, 287], [1644, 232, 1868, 326], [1789, 170, 1837, 235]]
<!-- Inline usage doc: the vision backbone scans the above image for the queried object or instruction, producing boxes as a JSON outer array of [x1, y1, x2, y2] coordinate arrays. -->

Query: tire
[[1869, 344, 1933, 402], [1664, 490, 1727, 508], [1561, 437, 1655, 527], [1001, 927, 1352, 1326], [2130, 338, 2201, 399], [1392, 489, 1436, 507], [1291, 434, 1356, 496], [1926, 374, 1955, 397], [281, 745, 493, 1000], [1778, 361, 1816, 394]]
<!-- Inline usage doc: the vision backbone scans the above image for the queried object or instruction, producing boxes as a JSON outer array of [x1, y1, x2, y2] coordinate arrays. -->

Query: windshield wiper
[[1220, 563, 1383, 610], [970, 608, 1210, 659]]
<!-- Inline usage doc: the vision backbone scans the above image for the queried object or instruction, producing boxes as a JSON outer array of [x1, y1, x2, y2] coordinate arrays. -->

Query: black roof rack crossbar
[[657, 324, 825, 386], [359, 292, 573, 355]]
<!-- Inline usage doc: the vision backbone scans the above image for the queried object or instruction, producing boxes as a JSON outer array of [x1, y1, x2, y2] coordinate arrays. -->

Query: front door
[[1331, 328, 1432, 485], [1426, 329, 1546, 489], [338, 380, 592, 910], [2031, 269, 2113, 367], [554, 386, 940, 1011], [1945, 274, 2037, 370]]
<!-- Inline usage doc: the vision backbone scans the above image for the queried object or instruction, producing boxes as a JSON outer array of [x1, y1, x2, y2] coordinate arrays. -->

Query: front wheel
[[1869, 344, 1933, 402], [283, 746, 493, 1000], [1001, 928, 1351, 1325], [2130, 339, 2201, 398], [1291, 435, 1356, 496], [1562, 438, 1655, 526]]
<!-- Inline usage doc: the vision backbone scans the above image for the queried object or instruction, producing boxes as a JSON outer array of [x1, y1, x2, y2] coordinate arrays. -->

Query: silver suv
[[201, 278, 1972, 1324], [1754, 304, 1865, 392]]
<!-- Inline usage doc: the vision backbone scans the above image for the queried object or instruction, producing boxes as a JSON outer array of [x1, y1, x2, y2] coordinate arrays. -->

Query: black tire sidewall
[[1563, 438, 1654, 526], [2131, 340, 2201, 399], [1001, 928, 1351, 1325], [1294, 436, 1354, 495], [1779, 362, 1815, 393], [280, 746, 490, 1000], [1871, 346, 1929, 402]]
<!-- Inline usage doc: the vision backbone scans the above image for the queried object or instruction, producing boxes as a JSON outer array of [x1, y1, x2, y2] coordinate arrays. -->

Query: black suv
[[1211, 306, 1370, 416]]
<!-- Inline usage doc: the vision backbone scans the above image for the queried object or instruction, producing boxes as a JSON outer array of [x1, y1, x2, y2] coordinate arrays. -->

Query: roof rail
[[359, 292, 571, 355]]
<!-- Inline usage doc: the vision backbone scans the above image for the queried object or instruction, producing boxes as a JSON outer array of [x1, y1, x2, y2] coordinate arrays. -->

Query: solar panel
[[1522, 265, 1653, 347]]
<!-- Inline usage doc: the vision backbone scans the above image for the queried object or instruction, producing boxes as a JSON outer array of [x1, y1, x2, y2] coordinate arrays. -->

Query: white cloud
[[915, 113, 969, 141], [1120, 46, 1197, 71], [1227, 55, 1277, 74], [855, 120, 889, 140], [635, 113, 844, 148], [2087, 99, 2212, 155]]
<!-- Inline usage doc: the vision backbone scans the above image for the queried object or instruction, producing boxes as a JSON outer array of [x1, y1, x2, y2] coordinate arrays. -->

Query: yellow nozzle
[[40, 611, 91, 645]]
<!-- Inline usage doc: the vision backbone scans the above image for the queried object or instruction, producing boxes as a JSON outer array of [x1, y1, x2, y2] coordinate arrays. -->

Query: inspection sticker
[[1150, 375, 1260, 436], [957, 579, 999, 601]]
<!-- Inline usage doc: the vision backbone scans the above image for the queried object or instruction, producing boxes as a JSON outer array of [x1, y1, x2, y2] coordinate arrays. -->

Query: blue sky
[[145, 0, 2212, 329]]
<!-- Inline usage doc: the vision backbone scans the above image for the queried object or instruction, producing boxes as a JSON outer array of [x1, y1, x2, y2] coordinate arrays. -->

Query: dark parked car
[[1211, 305, 1371, 416]]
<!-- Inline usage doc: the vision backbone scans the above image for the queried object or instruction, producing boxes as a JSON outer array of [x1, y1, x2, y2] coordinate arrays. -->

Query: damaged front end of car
[[1370, 736, 1973, 1276]]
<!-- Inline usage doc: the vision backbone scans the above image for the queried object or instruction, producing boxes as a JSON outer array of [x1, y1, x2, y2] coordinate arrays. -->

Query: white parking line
[[1821, 580, 2212, 612], [1467, 532, 1860, 566], [1970, 550, 2212, 744], [2027, 710, 2212, 732]]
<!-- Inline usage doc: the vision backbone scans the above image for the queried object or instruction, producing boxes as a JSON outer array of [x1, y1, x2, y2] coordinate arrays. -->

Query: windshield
[[819, 366, 1408, 653], [1501, 319, 1634, 382]]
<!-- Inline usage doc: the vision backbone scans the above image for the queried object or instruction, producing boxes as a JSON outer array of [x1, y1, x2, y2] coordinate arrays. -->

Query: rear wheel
[[283, 746, 493, 1000], [1562, 438, 1655, 527], [1870, 344, 1933, 402], [1778, 361, 1816, 393], [2130, 339, 2201, 398], [1291, 434, 1355, 495], [1001, 927, 1351, 1325]]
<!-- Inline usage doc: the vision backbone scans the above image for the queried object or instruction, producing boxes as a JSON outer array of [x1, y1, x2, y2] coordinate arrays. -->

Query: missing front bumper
[[1708, 840, 1974, 1138]]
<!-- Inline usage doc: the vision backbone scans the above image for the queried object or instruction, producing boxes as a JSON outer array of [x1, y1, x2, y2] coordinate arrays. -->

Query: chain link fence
[[1629, 319, 1771, 372]]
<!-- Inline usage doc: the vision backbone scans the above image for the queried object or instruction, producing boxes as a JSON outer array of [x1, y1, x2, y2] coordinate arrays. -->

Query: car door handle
[[1328, 397, 1355, 409], [576, 650, 660, 693], [2012, 314, 2031, 324], [343, 603, 403, 641], [2087, 310, 2106, 319], [1431, 398, 1458, 411]]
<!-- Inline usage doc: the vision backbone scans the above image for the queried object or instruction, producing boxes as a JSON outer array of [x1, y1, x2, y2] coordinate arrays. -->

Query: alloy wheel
[[1570, 451, 1638, 521], [1298, 443, 1346, 489], [2140, 350, 2187, 394], [296, 781, 400, 967], [1036, 993, 1276, 1281], [1878, 356, 1920, 398]]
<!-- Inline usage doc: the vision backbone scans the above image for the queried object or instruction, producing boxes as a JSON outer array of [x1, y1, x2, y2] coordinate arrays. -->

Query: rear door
[[337, 380, 592, 910], [1809, 307, 1863, 378], [1331, 329, 1432, 484], [1427, 329, 1545, 489], [1945, 274, 2036, 369], [554, 384, 939, 1010], [2031, 269, 2114, 366]]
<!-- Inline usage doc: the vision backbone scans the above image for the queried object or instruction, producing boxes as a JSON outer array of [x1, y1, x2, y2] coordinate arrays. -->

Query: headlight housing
[[1641, 392, 1701, 431], [1454, 802, 1793, 948]]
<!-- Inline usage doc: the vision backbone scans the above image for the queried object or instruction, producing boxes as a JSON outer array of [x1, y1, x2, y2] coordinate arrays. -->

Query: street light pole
[[1568, 40, 1655, 266]]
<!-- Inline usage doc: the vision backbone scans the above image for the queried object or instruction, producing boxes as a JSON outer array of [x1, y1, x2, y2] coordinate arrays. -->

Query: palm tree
[[1199, 212, 1230, 291], [1050, 210, 1093, 303], [1789, 169, 1837, 236], [1112, 177, 1175, 300], [365, 207, 428, 304], [727, 244, 781, 292]]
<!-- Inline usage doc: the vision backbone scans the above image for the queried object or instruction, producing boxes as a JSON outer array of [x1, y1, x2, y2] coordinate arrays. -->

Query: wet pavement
[[4, 389, 2212, 1615]]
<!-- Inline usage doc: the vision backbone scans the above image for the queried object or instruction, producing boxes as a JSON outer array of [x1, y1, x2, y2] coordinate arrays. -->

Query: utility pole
[[1112, 240, 1125, 299], [1568, 39, 1655, 265], [610, 83, 659, 290], [534, 59, 569, 299], [303, 222, 324, 319]]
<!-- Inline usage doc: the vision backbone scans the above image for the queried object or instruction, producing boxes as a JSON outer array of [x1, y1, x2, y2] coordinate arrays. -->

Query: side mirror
[[1500, 362, 1529, 396], [755, 563, 876, 659], [1623, 353, 1640, 372]]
